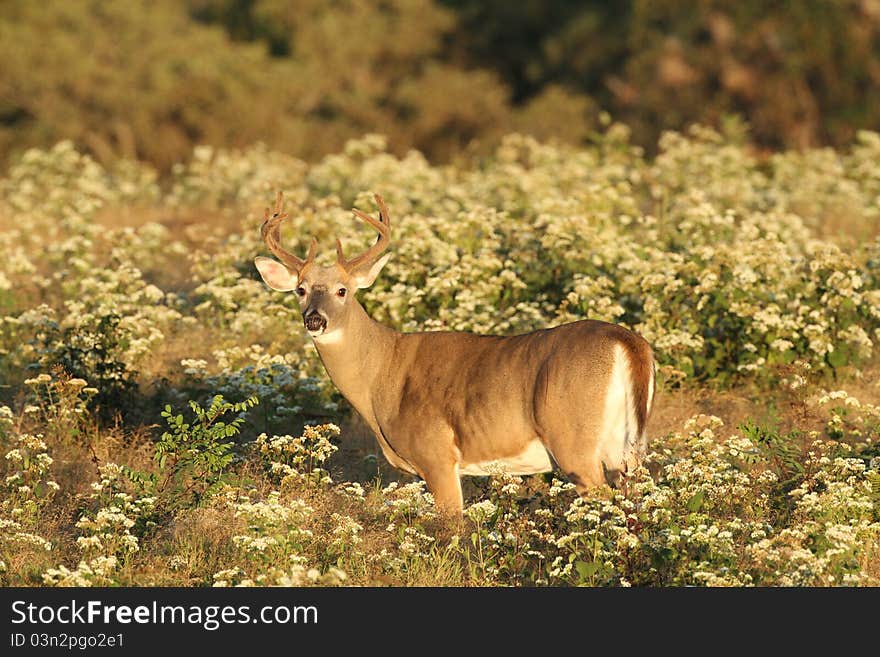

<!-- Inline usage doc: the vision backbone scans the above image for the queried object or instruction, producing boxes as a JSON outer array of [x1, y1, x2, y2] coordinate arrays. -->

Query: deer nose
[[304, 311, 327, 333]]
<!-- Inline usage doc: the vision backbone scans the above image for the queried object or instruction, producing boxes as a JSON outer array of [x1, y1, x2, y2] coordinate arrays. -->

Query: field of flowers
[[1, 123, 879, 586]]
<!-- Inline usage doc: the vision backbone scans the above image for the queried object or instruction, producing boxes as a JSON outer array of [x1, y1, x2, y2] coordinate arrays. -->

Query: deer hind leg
[[567, 344, 643, 492], [546, 442, 608, 496], [540, 398, 630, 493]]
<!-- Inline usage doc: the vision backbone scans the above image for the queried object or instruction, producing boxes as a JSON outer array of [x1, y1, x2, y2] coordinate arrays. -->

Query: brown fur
[[306, 299, 655, 514]]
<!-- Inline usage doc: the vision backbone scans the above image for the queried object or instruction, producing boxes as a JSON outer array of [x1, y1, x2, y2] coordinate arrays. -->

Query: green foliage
[[445, 0, 880, 151], [30, 315, 137, 419], [740, 420, 803, 467], [6, 1, 877, 170], [867, 472, 880, 509], [187, 363, 339, 437], [125, 395, 258, 511], [0, 0, 514, 169]]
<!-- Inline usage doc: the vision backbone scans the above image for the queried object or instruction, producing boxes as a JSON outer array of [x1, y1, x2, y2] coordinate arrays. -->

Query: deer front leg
[[410, 425, 463, 517], [379, 417, 463, 516], [422, 461, 464, 517]]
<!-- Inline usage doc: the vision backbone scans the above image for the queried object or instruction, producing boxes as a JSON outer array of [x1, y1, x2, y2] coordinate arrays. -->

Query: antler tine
[[259, 191, 317, 274], [337, 193, 391, 272]]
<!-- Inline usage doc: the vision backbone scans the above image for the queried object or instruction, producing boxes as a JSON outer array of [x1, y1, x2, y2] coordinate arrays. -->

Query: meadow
[[1, 123, 879, 586]]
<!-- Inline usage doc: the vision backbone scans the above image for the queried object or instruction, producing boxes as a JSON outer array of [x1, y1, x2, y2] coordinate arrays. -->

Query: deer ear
[[255, 256, 298, 291], [352, 253, 391, 289]]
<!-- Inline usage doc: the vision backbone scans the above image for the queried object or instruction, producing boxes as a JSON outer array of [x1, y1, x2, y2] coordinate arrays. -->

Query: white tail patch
[[636, 359, 655, 462], [459, 439, 553, 476], [598, 344, 638, 472]]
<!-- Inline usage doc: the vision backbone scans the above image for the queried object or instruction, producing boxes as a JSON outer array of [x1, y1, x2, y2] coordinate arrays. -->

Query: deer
[[254, 192, 656, 516]]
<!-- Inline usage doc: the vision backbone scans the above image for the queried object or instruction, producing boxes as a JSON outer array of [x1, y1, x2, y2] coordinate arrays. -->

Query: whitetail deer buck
[[255, 192, 656, 516]]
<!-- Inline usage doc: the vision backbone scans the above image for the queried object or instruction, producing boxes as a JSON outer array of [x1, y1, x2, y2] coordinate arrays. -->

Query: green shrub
[[124, 395, 258, 511]]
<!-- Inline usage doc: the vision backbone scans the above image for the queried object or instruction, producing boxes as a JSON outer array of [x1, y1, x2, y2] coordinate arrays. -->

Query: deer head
[[254, 192, 392, 343]]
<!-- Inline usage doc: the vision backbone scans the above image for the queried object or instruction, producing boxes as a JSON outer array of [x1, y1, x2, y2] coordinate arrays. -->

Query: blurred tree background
[[1, 0, 879, 170]]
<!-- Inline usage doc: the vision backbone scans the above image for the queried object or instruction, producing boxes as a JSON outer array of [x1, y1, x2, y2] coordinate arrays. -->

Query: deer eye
[[336, 287, 347, 298], [296, 286, 306, 296]]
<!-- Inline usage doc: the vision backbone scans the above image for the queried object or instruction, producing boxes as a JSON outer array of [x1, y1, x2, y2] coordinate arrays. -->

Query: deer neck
[[311, 300, 397, 411]]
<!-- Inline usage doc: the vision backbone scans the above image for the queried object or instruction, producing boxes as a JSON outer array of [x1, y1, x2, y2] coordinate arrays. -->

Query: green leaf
[[827, 349, 847, 368], [686, 490, 705, 512], [575, 560, 601, 579], [866, 471, 880, 505]]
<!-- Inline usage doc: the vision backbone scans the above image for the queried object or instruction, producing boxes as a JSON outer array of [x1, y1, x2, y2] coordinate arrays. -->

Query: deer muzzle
[[304, 310, 327, 333]]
